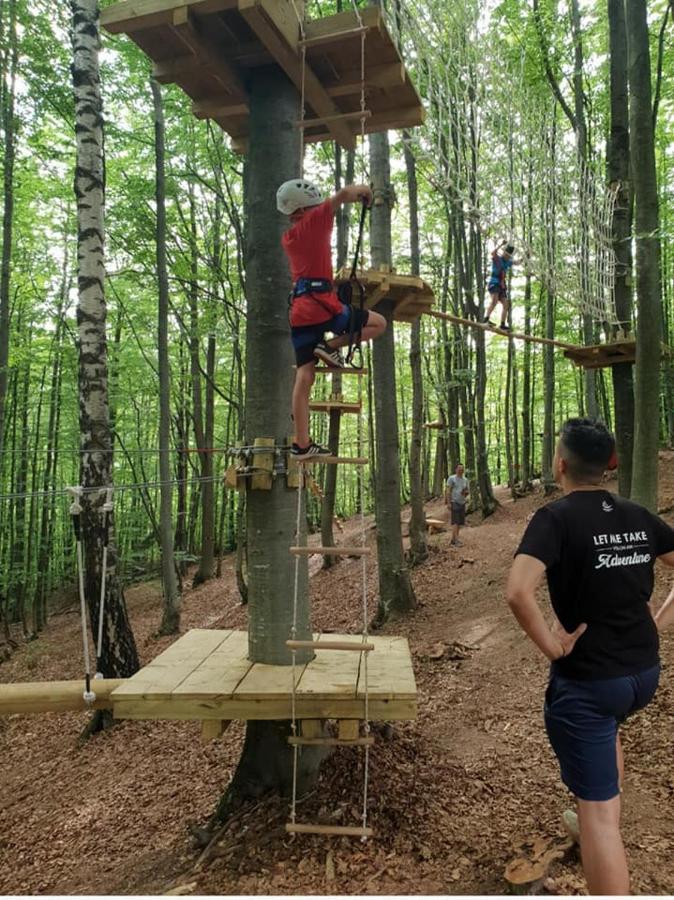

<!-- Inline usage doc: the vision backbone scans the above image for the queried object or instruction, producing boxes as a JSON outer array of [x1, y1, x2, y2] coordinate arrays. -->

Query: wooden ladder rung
[[285, 823, 374, 838], [297, 456, 368, 465], [313, 366, 368, 375], [286, 639, 374, 652], [297, 109, 372, 129], [298, 24, 370, 49], [288, 736, 375, 747], [289, 545, 371, 556]]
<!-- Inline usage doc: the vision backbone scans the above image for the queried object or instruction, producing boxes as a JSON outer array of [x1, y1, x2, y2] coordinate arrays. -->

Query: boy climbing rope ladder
[[277, 179, 386, 461], [484, 240, 518, 331]]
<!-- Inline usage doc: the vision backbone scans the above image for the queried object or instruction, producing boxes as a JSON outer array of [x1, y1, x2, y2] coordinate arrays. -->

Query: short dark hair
[[505, 244, 515, 255], [559, 418, 615, 483]]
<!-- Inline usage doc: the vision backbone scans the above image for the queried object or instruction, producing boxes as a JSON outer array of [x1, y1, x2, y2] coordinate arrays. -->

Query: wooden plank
[[297, 456, 368, 465], [170, 7, 247, 99], [302, 4, 381, 42], [201, 719, 231, 741], [238, 0, 356, 150], [112, 629, 234, 699], [250, 436, 274, 490], [324, 63, 405, 99], [304, 105, 425, 144], [301, 719, 324, 739], [193, 99, 248, 119], [289, 545, 370, 556], [113, 695, 417, 720], [428, 309, 580, 352], [299, 109, 371, 129], [338, 719, 360, 740], [172, 631, 253, 698], [0, 679, 124, 716], [295, 641, 362, 701], [309, 400, 362, 413], [312, 366, 368, 375], [286, 823, 373, 837], [101, 0, 238, 33], [288, 735, 374, 746], [358, 636, 417, 700]]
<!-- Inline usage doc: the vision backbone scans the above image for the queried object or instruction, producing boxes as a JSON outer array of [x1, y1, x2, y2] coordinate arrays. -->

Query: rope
[[0, 472, 227, 503], [95, 486, 114, 679], [68, 486, 96, 703], [357, 359, 370, 841], [289, 0, 307, 172], [289, 464, 305, 828]]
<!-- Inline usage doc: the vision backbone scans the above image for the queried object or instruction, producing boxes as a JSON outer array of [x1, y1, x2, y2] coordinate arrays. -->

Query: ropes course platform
[[340, 267, 435, 322], [563, 340, 636, 369], [110, 629, 416, 722], [100, 2, 424, 152]]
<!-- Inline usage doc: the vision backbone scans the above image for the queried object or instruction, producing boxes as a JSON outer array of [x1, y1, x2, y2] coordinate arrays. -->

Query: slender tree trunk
[[607, 0, 634, 496], [0, 0, 17, 467], [150, 76, 181, 631], [370, 129, 416, 625], [626, 0, 662, 511], [403, 133, 427, 564], [71, 1, 139, 715]]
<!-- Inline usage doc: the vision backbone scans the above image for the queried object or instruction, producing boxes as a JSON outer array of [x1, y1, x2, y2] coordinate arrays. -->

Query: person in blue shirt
[[484, 240, 516, 331]]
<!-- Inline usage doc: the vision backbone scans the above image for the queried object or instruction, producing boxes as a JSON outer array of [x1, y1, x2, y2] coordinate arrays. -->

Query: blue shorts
[[291, 304, 369, 367], [544, 664, 660, 801], [488, 280, 507, 299]]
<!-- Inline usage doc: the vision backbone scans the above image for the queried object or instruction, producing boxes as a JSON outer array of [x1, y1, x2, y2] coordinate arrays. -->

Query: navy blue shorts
[[291, 304, 369, 367], [544, 664, 660, 801], [488, 281, 507, 300]]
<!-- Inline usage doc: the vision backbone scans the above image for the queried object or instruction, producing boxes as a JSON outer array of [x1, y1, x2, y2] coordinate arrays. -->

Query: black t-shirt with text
[[516, 490, 674, 680]]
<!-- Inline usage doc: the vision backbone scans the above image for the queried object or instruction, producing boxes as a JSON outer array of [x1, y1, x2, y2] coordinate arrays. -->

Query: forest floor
[[2, 455, 674, 896]]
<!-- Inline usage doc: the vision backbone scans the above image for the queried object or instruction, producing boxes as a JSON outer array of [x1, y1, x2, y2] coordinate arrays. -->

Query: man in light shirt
[[445, 463, 470, 546]]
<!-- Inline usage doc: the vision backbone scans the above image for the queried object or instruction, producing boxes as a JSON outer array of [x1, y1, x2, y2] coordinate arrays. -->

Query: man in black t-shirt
[[506, 418, 674, 896]]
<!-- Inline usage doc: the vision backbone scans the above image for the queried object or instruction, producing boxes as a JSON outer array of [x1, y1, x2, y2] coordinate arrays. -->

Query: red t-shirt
[[282, 199, 343, 326]]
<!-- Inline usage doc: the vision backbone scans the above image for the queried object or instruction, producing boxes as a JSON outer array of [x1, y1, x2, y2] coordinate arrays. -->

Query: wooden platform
[[339, 268, 434, 322], [309, 399, 362, 414], [564, 340, 673, 369], [110, 629, 416, 721], [100, 2, 424, 152]]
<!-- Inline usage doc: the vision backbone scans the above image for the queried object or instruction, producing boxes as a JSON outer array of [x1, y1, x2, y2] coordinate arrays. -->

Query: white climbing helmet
[[276, 179, 324, 215]]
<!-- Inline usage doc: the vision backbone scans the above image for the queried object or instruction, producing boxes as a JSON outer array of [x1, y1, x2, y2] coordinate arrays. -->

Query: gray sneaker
[[314, 341, 345, 368]]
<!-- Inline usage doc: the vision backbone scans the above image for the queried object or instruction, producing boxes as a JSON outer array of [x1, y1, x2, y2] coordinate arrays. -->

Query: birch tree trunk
[[625, 0, 662, 512], [71, 0, 139, 706]]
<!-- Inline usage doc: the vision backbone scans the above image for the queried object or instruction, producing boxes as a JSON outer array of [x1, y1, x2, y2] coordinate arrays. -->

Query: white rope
[[289, 0, 307, 173], [289, 464, 305, 828], [67, 486, 96, 703], [357, 365, 370, 841], [95, 486, 114, 679]]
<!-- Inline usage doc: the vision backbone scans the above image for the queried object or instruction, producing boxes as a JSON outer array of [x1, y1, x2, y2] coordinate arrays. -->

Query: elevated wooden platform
[[564, 340, 636, 369], [100, 2, 424, 152], [339, 268, 434, 322], [111, 629, 416, 721]]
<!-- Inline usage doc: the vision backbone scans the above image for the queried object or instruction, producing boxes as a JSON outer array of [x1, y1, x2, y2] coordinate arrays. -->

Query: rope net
[[386, 0, 620, 327]]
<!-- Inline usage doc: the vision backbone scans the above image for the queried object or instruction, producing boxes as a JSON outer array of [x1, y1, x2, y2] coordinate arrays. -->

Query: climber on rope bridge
[[277, 178, 386, 461], [506, 417, 674, 896], [483, 240, 518, 331]]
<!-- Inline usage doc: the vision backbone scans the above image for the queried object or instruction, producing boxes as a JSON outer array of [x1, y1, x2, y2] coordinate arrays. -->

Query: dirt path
[[1, 459, 674, 895]]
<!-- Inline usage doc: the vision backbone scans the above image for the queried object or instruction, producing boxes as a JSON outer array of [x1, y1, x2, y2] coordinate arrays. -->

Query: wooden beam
[[192, 99, 248, 119], [200, 719, 231, 741], [288, 735, 374, 746], [427, 309, 580, 352], [286, 639, 374, 652], [0, 679, 124, 715], [238, 0, 356, 150], [324, 63, 405, 99], [304, 104, 425, 144], [338, 719, 360, 740], [303, 5, 382, 43], [299, 24, 369, 49], [296, 456, 368, 465], [286, 823, 374, 837], [289, 545, 371, 556], [299, 109, 371, 129], [170, 7, 247, 100], [101, 0, 238, 34]]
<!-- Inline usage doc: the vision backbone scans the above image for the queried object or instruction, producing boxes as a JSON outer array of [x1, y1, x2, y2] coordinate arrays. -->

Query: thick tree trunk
[[211, 64, 320, 829], [607, 0, 634, 497], [626, 0, 662, 511], [71, 0, 139, 709], [151, 77, 181, 632], [403, 133, 428, 564], [369, 130, 416, 625]]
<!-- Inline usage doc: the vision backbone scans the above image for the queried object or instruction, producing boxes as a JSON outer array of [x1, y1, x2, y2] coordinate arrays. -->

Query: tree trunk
[[0, 0, 17, 467], [607, 0, 634, 497], [150, 76, 181, 632], [626, 0, 662, 511], [369, 129, 416, 625], [212, 63, 320, 828], [71, 0, 139, 712], [403, 133, 427, 564]]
